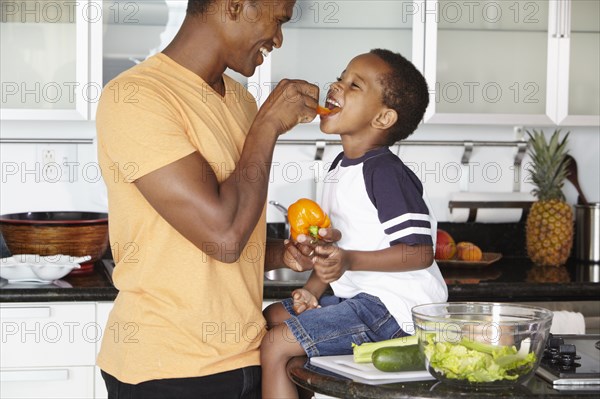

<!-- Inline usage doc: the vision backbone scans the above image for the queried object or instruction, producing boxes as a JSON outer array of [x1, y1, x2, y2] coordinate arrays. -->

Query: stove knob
[[560, 355, 575, 366], [548, 336, 565, 349]]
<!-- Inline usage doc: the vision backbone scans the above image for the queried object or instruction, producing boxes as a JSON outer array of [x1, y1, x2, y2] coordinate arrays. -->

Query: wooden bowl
[[0, 212, 109, 275]]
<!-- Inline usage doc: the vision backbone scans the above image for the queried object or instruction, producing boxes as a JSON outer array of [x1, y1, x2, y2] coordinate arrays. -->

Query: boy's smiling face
[[319, 53, 397, 143]]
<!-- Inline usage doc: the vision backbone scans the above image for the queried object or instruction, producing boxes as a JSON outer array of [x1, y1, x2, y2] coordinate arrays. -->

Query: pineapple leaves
[[526, 129, 570, 202]]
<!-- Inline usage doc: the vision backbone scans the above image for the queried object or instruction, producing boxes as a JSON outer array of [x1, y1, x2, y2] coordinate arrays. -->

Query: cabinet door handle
[[0, 369, 69, 382], [552, 0, 564, 38], [556, 0, 571, 38], [0, 307, 51, 319], [563, 0, 571, 38]]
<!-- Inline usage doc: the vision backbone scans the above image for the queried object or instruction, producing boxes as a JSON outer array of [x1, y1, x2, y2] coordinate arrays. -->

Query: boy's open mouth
[[326, 97, 341, 110], [316, 97, 342, 116]]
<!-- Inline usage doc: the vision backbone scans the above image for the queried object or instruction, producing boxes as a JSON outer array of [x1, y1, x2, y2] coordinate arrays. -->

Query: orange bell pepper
[[287, 198, 331, 241], [316, 105, 340, 116]]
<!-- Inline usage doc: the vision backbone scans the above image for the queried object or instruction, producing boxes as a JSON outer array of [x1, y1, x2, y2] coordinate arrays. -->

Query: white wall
[[267, 123, 600, 223], [1, 121, 598, 223], [0, 121, 108, 215]]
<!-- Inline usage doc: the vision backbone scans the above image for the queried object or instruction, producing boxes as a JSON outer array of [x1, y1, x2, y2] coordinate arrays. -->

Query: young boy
[[260, 49, 448, 399]]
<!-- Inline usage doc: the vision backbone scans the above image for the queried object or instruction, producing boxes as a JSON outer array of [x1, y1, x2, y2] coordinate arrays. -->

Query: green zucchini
[[372, 344, 425, 372], [352, 335, 418, 363]]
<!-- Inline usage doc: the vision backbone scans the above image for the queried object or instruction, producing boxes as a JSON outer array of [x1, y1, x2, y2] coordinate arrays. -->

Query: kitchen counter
[[0, 260, 116, 302], [3, 221, 598, 304], [0, 257, 598, 303], [286, 356, 600, 399], [0, 257, 600, 302], [265, 257, 599, 302]]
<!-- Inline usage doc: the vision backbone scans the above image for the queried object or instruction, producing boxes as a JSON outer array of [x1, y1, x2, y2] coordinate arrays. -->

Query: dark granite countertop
[[1, 256, 598, 304], [286, 356, 600, 399], [264, 257, 599, 302], [0, 260, 117, 303]]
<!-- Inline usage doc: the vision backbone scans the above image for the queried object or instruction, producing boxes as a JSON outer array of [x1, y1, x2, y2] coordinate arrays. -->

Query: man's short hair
[[187, 0, 216, 15]]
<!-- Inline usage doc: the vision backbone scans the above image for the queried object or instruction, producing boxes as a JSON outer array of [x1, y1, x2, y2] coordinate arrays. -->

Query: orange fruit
[[456, 242, 483, 261]]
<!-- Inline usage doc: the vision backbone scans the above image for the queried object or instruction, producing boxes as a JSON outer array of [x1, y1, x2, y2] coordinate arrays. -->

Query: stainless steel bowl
[[264, 268, 311, 283]]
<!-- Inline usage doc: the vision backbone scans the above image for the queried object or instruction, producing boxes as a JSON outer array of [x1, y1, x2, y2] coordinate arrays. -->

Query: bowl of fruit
[[434, 229, 502, 267], [412, 302, 553, 388]]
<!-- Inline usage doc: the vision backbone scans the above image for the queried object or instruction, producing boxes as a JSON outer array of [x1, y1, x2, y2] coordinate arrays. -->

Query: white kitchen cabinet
[[0, 303, 97, 368], [0, 302, 97, 399], [423, 0, 599, 126], [0, 299, 277, 399], [250, 0, 425, 108], [560, 0, 600, 125], [0, 366, 95, 399], [0, 0, 103, 121], [102, 0, 248, 87]]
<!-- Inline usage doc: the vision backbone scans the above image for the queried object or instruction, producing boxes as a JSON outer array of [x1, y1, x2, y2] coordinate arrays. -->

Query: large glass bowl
[[411, 302, 553, 388]]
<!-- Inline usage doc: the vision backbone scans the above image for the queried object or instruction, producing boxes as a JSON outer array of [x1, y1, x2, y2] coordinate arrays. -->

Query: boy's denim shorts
[[281, 293, 408, 357]]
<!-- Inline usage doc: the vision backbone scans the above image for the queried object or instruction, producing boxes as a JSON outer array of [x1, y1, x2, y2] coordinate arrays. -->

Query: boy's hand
[[291, 288, 319, 314], [284, 227, 342, 272], [296, 227, 342, 246], [283, 239, 315, 272], [313, 241, 349, 284]]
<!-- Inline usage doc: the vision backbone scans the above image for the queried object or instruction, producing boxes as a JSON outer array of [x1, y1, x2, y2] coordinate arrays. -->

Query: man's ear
[[372, 109, 398, 130], [225, 0, 244, 20]]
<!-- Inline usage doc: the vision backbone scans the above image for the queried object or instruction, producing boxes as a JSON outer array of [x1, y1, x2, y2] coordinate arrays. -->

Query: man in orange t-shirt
[[96, 1, 339, 398]]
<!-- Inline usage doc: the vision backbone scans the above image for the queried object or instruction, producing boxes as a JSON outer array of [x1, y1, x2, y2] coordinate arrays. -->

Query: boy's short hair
[[370, 49, 430, 145]]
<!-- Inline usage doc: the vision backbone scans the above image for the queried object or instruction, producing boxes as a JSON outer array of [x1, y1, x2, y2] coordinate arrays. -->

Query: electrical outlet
[[42, 149, 55, 165], [37, 144, 78, 182]]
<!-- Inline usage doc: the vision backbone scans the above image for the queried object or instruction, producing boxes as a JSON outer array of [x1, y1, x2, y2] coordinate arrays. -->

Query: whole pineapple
[[525, 129, 573, 267]]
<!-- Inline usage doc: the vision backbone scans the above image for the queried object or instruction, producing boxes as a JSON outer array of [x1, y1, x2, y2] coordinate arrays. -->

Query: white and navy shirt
[[321, 147, 448, 329]]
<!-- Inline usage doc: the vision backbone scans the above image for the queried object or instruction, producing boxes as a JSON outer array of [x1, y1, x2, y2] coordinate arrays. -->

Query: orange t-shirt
[[96, 53, 266, 384]]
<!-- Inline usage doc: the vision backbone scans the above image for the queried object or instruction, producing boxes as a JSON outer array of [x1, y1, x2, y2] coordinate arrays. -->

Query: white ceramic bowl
[[0, 255, 82, 282]]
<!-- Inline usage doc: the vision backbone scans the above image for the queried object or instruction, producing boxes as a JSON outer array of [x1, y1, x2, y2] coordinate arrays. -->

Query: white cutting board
[[309, 355, 435, 385]]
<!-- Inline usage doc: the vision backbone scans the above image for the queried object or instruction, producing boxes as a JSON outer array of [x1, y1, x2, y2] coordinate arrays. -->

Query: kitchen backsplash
[[1, 122, 599, 219], [265, 123, 599, 224]]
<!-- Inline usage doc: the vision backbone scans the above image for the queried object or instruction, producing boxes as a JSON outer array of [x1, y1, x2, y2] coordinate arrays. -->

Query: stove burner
[[536, 334, 600, 388], [541, 334, 582, 372]]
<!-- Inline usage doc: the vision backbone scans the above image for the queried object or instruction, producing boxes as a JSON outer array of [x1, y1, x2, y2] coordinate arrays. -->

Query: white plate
[[310, 355, 434, 385], [0, 255, 86, 282]]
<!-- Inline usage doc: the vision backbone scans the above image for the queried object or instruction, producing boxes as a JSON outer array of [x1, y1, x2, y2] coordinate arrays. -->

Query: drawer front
[[0, 366, 94, 399], [1, 303, 96, 367]]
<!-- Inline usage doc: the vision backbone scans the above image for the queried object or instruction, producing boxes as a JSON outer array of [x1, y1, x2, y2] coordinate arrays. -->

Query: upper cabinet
[[423, 0, 599, 126], [250, 0, 425, 108], [3, 0, 596, 126], [560, 0, 600, 125], [0, 0, 102, 120]]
